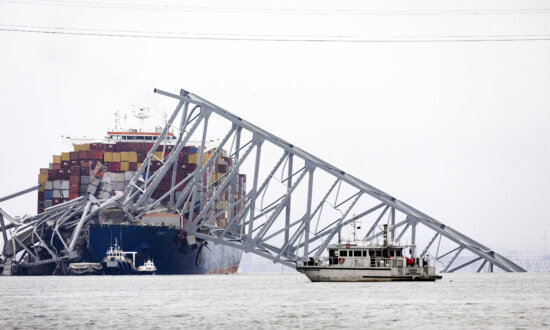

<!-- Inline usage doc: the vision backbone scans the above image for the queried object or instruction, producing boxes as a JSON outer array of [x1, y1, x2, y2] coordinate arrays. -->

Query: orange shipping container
[[53, 155, 62, 164], [188, 153, 198, 164], [129, 151, 137, 163], [120, 152, 130, 162], [61, 152, 70, 161], [120, 162, 129, 172], [38, 174, 48, 184], [104, 152, 113, 162], [112, 153, 121, 162]]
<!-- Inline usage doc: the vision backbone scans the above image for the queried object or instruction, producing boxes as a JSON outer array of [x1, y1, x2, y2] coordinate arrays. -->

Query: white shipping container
[[61, 190, 69, 199], [45, 181, 53, 190], [102, 183, 112, 192], [53, 189, 61, 198], [61, 180, 70, 190], [124, 171, 134, 181], [53, 180, 62, 190], [115, 173, 125, 182], [89, 176, 101, 186], [81, 176, 90, 184], [114, 182, 125, 191], [87, 183, 98, 195]]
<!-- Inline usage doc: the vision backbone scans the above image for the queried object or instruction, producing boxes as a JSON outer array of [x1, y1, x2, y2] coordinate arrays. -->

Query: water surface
[[1, 273, 548, 329]]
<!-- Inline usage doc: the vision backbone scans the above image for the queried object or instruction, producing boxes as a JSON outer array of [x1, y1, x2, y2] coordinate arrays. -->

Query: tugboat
[[296, 225, 442, 282], [102, 239, 137, 275], [136, 259, 157, 275]]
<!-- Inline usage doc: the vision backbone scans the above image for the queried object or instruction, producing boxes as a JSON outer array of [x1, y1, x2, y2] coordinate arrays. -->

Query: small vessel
[[102, 239, 136, 275], [296, 225, 442, 282], [68, 262, 103, 275], [136, 259, 157, 275]]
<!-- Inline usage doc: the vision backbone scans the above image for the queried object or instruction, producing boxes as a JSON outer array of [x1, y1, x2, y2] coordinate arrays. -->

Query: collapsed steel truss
[[0, 88, 526, 274]]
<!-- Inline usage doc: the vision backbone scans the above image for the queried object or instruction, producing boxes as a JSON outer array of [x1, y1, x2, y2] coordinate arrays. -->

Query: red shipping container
[[70, 152, 79, 160], [217, 164, 228, 173], [70, 184, 79, 193], [70, 160, 78, 167], [38, 191, 45, 201], [129, 162, 138, 171], [110, 162, 121, 172], [69, 176, 80, 185], [81, 166, 90, 176], [52, 163, 61, 170], [71, 166, 81, 175], [61, 161, 71, 169], [79, 150, 91, 160], [105, 144, 115, 151], [48, 169, 56, 180], [137, 152, 146, 162], [90, 143, 103, 150], [135, 143, 145, 152], [69, 192, 79, 200], [79, 160, 90, 167], [93, 150, 104, 160]]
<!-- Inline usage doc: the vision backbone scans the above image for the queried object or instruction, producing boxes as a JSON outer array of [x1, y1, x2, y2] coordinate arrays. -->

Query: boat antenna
[[383, 224, 388, 247]]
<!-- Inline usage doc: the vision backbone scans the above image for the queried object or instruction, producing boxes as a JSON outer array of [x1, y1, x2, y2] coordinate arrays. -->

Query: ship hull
[[87, 224, 242, 275], [296, 266, 442, 282]]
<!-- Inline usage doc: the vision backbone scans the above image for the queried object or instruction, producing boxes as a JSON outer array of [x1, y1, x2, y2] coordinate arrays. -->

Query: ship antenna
[[352, 214, 357, 242], [383, 224, 389, 247]]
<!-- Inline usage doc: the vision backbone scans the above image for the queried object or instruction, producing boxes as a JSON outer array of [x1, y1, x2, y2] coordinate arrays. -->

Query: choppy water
[[0, 272, 548, 329]]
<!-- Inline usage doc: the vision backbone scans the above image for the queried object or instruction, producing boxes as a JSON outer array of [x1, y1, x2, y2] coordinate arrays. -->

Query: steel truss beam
[[133, 88, 525, 273], [0, 88, 526, 274]]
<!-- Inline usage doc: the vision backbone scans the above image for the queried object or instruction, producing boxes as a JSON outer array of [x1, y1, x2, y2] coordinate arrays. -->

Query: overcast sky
[[0, 0, 549, 255]]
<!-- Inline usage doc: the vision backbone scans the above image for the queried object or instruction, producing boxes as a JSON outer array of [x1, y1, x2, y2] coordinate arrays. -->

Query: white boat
[[136, 259, 157, 275], [296, 225, 442, 282]]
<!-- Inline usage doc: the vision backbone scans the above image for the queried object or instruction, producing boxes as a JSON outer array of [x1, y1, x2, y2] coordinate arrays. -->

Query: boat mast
[[383, 224, 389, 247]]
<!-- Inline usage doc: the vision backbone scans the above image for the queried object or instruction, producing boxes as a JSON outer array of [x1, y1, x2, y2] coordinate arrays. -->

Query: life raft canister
[[338, 258, 345, 264]]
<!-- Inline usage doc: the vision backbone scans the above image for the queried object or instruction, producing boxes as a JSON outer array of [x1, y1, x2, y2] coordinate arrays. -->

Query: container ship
[[33, 111, 245, 275]]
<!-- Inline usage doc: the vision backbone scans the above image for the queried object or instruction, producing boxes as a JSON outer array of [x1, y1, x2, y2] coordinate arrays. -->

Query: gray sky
[[0, 0, 549, 254]]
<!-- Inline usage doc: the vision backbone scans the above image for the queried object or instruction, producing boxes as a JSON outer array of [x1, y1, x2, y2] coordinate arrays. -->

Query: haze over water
[[1, 273, 548, 329]]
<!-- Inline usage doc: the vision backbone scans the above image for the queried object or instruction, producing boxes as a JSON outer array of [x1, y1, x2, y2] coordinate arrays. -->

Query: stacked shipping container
[[37, 142, 246, 228]]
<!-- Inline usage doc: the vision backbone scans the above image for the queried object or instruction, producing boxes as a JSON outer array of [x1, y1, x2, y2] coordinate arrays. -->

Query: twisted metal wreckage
[[0, 89, 525, 275]]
